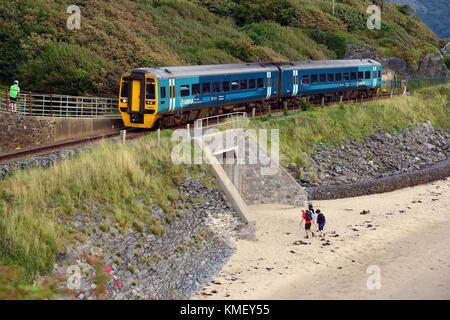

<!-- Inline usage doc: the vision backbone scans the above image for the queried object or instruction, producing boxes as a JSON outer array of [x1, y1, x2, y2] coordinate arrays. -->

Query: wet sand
[[193, 178, 450, 300]]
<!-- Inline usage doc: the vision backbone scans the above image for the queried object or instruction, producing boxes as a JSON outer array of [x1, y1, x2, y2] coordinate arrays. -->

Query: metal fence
[[382, 77, 450, 94], [0, 87, 120, 118], [194, 112, 248, 132]]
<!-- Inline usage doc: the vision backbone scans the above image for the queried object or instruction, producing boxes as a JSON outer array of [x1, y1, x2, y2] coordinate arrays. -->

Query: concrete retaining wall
[[53, 118, 124, 142], [307, 158, 450, 200], [0, 111, 123, 154]]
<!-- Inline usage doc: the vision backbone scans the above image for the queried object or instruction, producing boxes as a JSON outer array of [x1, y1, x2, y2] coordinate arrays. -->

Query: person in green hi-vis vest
[[9, 80, 20, 113]]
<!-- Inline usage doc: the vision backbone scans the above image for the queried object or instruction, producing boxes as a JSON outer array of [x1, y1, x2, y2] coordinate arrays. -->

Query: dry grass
[[0, 130, 196, 281]]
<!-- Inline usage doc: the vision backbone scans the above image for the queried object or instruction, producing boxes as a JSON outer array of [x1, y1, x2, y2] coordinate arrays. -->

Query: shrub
[[234, 0, 294, 26], [150, 223, 164, 236], [444, 55, 450, 70], [19, 42, 120, 96]]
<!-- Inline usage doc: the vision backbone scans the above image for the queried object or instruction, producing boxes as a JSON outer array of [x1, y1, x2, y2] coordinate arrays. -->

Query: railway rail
[[0, 92, 402, 164]]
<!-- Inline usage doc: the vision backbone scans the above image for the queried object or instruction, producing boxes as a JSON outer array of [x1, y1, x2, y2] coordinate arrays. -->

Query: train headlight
[[121, 99, 128, 103]]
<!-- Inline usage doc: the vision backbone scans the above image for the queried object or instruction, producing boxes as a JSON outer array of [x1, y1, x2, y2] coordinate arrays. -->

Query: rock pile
[[53, 174, 244, 300], [285, 122, 449, 188], [0, 149, 80, 178]]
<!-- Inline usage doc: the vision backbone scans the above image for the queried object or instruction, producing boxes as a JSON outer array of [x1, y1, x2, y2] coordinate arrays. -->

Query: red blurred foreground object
[[113, 276, 122, 288], [104, 264, 112, 274]]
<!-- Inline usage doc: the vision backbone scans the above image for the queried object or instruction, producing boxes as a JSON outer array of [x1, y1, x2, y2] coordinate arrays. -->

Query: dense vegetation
[[0, 0, 443, 96]]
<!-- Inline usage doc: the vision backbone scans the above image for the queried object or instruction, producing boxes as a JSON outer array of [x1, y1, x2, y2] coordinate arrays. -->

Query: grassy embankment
[[245, 84, 450, 166], [0, 84, 448, 296], [0, 130, 208, 288]]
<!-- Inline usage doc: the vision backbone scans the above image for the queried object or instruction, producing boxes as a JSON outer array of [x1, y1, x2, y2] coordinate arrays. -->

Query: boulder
[[418, 52, 448, 77], [379, 56, 417, 78]]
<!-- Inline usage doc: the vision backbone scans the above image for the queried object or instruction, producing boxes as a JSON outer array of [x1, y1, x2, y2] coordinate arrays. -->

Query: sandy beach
[[194, 178, 450, 300]]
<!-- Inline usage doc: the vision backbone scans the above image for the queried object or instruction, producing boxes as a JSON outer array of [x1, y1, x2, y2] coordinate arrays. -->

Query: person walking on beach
[[307, 204, 319, 231], [300, 209, 315, 239], [9, 80, 20, 113], [316, 209, 326, 237], [311, 209, 319, 232]]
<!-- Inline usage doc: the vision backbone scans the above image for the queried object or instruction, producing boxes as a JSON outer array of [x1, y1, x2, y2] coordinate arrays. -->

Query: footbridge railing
[[0, 87, 120, 118]]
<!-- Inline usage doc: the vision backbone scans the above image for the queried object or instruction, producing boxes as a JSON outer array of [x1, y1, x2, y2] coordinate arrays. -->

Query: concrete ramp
[[194, 129, 307, 234]]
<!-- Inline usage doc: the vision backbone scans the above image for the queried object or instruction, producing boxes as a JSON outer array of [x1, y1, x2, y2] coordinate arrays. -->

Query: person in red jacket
[[300, 209, 315, 239]]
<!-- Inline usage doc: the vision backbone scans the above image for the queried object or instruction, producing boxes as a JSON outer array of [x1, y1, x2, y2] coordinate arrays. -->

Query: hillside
[[386, 0, 450, 38], [0, 0, 445, 96]]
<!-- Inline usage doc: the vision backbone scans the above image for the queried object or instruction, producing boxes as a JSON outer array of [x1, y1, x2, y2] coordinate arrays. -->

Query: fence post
[[50, 94, 53, 116], [29, 91, 32, 116], [252, 107, 255, 118], [5, 88, 9, 112], [187, 123, 190, 141]]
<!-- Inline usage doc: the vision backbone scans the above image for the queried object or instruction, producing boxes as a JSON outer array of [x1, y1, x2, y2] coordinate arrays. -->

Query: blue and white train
[[118, 59, 382, 128]]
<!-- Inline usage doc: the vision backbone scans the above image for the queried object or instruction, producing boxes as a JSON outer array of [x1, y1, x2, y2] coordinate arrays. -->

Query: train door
[[266, 72, 272, 99], [169, 78, 176, 112], [372, 66, 377, 88], [128, 73, 145, 115], [292, 70, 299, 96]]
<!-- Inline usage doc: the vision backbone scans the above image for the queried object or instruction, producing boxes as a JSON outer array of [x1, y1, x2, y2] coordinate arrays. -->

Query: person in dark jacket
[[316, 209, 326, 237]]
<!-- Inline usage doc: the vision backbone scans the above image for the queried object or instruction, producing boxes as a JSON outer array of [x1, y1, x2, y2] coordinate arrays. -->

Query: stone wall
[[307, 158, 450, 200], [239, 134, 307, 207], [0, 112, 54, 152]]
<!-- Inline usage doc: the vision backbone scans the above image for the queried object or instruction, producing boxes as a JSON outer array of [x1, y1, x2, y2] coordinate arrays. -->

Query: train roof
[[126, 59, 381, 78], [276, 59, 381, 70], [128, 62, 279, 79]]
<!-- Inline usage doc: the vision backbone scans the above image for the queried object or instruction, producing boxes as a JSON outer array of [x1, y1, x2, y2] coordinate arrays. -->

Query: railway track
[[0, 128, 151, 164], [0, 93, 402, 164]]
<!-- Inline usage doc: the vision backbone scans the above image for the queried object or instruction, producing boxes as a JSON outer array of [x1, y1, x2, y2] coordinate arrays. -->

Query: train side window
[[373, 71, 377, 79], [351, 72, 357, 80], [222, 81, 230, 92], [378, 70, 381, 78], [365, 71, 371, 79], [327, 74, 334, 82], [302, 75, 309, 84], [319, 74, 326, 83], [213, 82, 221, 93], [257, 78, 265, 88], [267, 77, 272, 87], [146, 82, 156, 100], [192, 84, 200, 96], [202, 83, 211, 95], [232, 81, 239, 91], [120, 81, 129, 98], [249, 79, 256, 89], [241, 79, 248, 90], [160, 86, 166, 99], [343, 73, 349, 81], [180, 85, 190, 97], [311, 74, 318, 84], [335, 73, 342, 81], [358, 72, 364, 80]]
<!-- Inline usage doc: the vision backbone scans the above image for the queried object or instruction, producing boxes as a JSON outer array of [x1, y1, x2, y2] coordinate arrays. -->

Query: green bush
[[18, 42, 120, 96], [234, 0, 294, 26], [306, 30, 347, 59], [444, 55, 450, 70]]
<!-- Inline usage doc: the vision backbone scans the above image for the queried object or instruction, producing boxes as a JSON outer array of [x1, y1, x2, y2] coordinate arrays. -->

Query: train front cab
[[119, 72, 159, 128]]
